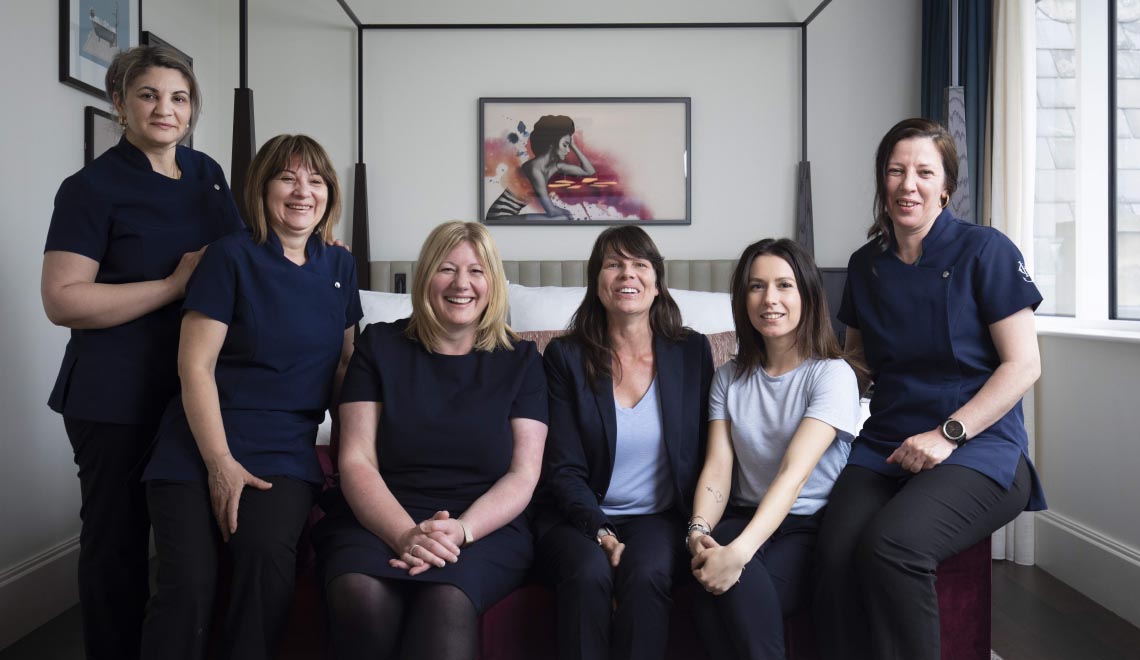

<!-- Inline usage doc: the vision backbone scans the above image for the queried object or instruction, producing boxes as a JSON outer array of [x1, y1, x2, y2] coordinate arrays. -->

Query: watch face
[[944, 419, 965, 440]]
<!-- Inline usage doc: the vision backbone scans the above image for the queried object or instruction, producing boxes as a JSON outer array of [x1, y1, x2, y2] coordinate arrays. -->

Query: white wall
[[359, 0, 922, 265], [1034, 334, 1140, 628], [807, 0, 922, 267]]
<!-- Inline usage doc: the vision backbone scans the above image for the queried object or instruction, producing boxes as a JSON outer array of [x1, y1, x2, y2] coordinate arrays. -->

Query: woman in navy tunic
[[315, 221, 549, 660], [813, 118, 1046, 660], [532, 226, 714, 660], [139, 135, 361, 660], [41, 46, 242, 660]]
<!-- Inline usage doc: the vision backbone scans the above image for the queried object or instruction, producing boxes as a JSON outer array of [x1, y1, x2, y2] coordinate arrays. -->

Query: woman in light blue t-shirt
[[688, 238, 861, 660]]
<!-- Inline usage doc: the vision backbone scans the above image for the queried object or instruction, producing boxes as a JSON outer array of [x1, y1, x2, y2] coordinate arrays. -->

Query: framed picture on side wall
[[59, 0, 141, 99], [85, 106, 117, 164], [480, 97, 691, 226]]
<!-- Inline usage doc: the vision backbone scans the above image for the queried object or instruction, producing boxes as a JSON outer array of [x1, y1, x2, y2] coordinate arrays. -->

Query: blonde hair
[[406, 222, 517, 353], [242, 134, 342, 244]]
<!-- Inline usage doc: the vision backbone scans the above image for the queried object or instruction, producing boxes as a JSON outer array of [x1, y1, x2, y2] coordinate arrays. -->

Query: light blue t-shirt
[[708, 357, 860, 515], [602, 377, 675, 516]]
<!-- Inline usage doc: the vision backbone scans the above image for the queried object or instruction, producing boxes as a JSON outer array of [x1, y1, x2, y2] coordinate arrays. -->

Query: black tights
[[326, 573, 478, 660]]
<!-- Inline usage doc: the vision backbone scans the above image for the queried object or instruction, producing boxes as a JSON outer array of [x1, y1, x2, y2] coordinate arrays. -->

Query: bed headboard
[[368, 260, 739, 294]]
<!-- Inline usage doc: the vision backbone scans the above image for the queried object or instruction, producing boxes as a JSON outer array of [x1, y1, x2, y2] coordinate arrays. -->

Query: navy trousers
[[141, 476, 313, 660], [65, 416, 156, 660], [535, 510, 686, 660], [813, 457, 1031, 660], [692, 507, 822, 660]]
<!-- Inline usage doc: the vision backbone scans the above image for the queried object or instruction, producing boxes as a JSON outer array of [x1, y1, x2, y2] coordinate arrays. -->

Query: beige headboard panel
[[368, 260, 737, 294]]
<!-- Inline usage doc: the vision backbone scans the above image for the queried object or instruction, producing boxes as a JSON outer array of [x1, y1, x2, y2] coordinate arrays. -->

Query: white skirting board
[[0, 536, 79, 651], [1036, 511, 1140, 629]]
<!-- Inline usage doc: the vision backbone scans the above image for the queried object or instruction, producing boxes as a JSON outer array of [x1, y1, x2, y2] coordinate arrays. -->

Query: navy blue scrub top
[[142, 229, 363, 484], [839, 210, 1047, 510], [44, 137, 243, 424]]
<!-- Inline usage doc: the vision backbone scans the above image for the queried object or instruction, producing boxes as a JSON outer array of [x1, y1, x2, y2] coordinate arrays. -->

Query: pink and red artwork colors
[[480, 98, 691, 225]]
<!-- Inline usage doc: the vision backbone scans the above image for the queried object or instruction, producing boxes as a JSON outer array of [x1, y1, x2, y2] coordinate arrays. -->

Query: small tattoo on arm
[[705, 486, 723, 503]]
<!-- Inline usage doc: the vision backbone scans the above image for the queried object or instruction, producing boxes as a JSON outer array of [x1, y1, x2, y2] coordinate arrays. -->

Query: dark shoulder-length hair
[[566, 226, 685, 384], [730, 238, 844, 379], [869, 117, 959, 251]]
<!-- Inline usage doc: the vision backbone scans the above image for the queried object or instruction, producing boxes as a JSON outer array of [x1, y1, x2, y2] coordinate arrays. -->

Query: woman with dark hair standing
[[687, 238, 860, 660], [41, 45, 242, 660], [533, 225, 714, 660], [813, 118, 1046, 660], [485, 114, 596, 221]]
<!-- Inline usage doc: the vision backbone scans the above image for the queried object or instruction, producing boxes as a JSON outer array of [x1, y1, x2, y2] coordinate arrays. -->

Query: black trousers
[[535, 510, 685, 660], [140, 476, 313, 660], [813, 457, 1031, 660], [693, 507, 821, 660], [65, 416, 156, 660]]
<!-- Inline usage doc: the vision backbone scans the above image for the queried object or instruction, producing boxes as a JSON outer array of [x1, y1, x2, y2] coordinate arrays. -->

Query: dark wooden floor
[[992, 561, 1140, 660], [2, 561, 1138, 659]]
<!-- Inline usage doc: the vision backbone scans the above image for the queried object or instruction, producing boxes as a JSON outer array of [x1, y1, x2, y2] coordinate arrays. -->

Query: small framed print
[[59, 0, 141, 99]]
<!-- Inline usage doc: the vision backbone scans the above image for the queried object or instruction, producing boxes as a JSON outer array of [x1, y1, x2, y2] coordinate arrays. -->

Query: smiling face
[[746, 254, 802, 347], [264, 157, 328, 239], [114, 66, 192, 151], [883, 136, 949, 238], [596, 249, 659, 320], [428, 241, 490, 337]]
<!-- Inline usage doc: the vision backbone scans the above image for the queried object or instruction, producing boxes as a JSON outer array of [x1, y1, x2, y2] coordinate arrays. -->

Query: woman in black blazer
[[534, 226, 714, 660]]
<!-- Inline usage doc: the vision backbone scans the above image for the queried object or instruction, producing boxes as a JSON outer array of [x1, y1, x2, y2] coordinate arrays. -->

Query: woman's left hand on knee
[[886, 429, 956, 473]]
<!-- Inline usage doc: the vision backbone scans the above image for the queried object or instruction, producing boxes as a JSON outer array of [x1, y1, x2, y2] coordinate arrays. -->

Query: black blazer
[[533, 331, 714, 541]]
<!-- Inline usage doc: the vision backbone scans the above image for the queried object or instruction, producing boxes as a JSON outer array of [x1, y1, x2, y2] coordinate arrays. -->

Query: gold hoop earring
[[939, 192, 950, 209], [118, 115, 128, 129]]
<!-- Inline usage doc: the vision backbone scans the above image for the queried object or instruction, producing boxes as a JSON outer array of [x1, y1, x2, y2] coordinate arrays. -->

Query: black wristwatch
[[941, 418, 967, 445]]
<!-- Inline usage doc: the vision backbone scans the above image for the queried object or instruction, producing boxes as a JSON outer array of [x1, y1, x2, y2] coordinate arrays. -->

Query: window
[[1035, 0, 1077, 316], [1115, 2, 1140, 319], [1033, 0, 1140, 322]]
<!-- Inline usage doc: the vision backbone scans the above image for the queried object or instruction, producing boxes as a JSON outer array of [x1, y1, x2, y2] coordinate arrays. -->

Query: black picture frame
[[480, 97, 692, 226], [59, 0, 141, 99], [84, 106, 117, 164]]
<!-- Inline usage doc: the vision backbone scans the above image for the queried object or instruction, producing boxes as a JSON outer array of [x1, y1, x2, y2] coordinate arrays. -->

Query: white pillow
[[359, 290, 413, 329], [508, 284, 586, 332], [670, 288, 734, 334]]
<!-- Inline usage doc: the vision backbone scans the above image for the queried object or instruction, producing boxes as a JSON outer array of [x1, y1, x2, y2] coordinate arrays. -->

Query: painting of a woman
[[485, 115, 595, 221]]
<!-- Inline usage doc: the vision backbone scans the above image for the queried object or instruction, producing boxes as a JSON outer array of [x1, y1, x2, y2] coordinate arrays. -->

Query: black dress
[[314, 319, 548, 613]]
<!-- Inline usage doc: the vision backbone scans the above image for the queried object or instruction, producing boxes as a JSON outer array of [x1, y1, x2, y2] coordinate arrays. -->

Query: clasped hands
[[688, 533, 746, 595], [389, 511, 466, 576]]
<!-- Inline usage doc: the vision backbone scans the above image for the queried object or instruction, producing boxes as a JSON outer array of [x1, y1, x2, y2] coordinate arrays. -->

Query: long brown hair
[[870, 118, 958, 251], [730, 238, 844, 379], [566, 226, 685, 384]]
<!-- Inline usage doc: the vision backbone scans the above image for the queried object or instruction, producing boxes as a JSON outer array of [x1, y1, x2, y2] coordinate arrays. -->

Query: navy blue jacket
[[534, 331, 713, 541]]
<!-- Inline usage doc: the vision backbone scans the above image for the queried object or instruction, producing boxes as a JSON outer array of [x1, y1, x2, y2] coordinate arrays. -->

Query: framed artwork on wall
[[84, 106, 117, 164], [480, 97, 691, 226], [59, 0, 141, 99]]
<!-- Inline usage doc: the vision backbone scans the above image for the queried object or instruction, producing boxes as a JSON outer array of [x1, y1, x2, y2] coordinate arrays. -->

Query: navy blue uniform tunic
[[839, 210, 1047, 510], [45, 137, 243, 424], [315, 319, 548, 612], [142, 229, 362, 485]]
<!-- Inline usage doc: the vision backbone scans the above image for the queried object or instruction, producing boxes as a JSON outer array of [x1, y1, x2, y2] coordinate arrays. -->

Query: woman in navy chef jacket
[[315, 221, 548, 660], [40, 45, 242, 660], [812, 118, 1047, 660], [139, 134, 361, 660], [533, 226, 714, 660]]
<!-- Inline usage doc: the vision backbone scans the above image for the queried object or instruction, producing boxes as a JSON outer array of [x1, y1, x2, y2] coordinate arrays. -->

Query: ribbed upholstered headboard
[[368, 260, 738, 294]]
